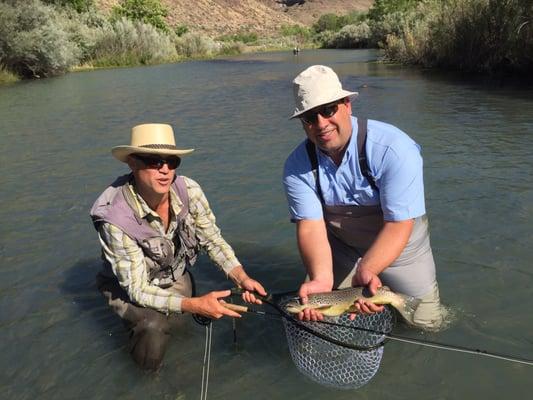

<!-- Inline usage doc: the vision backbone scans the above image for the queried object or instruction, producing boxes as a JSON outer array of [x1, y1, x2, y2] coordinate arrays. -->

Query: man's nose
[[316, 114, 329, 128], [159, 162, 170, 173]]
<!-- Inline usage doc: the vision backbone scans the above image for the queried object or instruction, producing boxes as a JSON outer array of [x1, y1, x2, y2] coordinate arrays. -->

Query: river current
[[1, 49, 532, 399]]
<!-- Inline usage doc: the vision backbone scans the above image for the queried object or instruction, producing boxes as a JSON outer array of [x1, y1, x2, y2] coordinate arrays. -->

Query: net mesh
[[280, 301, 394, 389]]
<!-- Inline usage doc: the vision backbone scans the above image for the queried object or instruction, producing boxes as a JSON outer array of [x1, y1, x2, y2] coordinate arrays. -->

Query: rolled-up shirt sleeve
[[283, 143, 324, 221], [98, 223, 184, 314]]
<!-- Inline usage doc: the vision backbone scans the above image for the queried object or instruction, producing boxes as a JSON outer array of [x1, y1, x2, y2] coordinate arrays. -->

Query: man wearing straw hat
[[90, 123, 266, 370], [283, 65, 446, 330]]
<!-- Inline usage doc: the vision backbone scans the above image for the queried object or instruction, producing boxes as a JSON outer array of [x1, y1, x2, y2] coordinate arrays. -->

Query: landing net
[[279, 298, 394, 389]]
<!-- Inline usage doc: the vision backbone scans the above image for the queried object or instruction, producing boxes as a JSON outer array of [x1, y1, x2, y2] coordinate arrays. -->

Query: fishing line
[[200, 322, 213, 400], [229, 288, 533, 367], [308, 317, 533, 366]]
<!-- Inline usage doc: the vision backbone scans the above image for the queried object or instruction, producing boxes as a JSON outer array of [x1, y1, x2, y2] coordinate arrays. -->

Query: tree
[[42, 0, 94, 13], [112, 0, 169, 32]]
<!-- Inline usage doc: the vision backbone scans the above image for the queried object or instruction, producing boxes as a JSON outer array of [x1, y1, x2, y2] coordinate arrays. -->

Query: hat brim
[[289, 90, 359, 119], [112, 146, 194, 163]]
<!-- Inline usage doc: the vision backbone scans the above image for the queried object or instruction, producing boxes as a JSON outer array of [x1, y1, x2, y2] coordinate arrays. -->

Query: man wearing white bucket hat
[[90, 123, 266, 370], [283, 65, 446, 330]]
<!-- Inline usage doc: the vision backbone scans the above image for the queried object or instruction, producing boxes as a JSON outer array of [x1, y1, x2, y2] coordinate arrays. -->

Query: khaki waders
[[324, 204, 446, 330], [96, 271, 193, 370]]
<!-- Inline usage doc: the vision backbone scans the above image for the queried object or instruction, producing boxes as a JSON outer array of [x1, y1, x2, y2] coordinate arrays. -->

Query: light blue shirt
[[283, 117, 426, 222]]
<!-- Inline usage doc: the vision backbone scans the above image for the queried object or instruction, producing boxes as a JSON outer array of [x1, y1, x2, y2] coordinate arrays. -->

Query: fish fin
[[393, 294, 422, 325]]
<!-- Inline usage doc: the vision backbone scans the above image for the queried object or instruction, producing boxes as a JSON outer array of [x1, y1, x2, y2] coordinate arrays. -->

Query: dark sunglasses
[[300, 101, 342, 125], [132, 154, 181, 170]]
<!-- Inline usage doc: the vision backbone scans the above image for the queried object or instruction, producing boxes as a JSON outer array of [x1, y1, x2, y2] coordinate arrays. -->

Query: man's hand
[[229, 265, 267, 304], [182, 290, 243, 319], [297, 279, 332, 322], [351, 261, 384, 318], [239, 277, 267, 305]]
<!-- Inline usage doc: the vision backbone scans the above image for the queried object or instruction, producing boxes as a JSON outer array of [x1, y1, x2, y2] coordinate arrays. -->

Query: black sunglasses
[[132, 154, 181, 170], [300, 101, 342, 125]]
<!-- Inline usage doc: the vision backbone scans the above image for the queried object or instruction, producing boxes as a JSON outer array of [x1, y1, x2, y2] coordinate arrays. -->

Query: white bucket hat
[[112, 123, 194, 162], [290, 65, 358, 119]]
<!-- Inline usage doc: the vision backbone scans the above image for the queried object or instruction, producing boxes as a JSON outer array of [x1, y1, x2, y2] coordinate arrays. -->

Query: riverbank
[[66, 40, 302, 74], [1, 0, 531, 85], [0, 0, 312, 85], [0, 66, 19, 85]]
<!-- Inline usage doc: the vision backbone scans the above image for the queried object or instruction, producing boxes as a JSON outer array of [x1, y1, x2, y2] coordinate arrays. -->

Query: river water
[[1, 50, 532, 399]]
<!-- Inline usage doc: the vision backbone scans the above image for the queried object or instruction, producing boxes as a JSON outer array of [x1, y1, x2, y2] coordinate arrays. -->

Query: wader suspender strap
[[356, 118, 379, 192], [305, 139, 325, 204], [305, 117, 378, 203]]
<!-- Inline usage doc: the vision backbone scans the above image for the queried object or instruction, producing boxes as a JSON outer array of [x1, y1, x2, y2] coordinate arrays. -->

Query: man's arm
[[352, 218, 414, 313], [99, 223, 244, 318], [185, 177, 266, 303], [295, 219, 334, 321]]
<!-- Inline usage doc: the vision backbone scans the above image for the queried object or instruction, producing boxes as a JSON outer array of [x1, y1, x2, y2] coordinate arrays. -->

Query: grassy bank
[[311, 0, 533, 74], [0, 0, 281, 83], [2, 0, 529, 84], [0, 0, 310, 84], [0, 66, 19, 84]]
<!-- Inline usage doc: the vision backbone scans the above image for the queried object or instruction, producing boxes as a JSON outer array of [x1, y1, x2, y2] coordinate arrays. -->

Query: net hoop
[[280, 299, 394, 389]]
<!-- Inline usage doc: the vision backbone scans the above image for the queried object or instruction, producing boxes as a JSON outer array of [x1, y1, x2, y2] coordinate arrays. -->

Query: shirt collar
[[126, 179, 183, 221]]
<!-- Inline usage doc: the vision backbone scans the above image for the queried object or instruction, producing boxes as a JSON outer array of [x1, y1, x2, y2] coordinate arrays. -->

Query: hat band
[[139, 144, 178, 150]]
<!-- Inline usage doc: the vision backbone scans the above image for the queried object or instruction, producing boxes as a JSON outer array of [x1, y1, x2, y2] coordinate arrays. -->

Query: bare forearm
[[227, 265, 249, 286], [358, 219, 414, 274], [296, 219, 334, 287]]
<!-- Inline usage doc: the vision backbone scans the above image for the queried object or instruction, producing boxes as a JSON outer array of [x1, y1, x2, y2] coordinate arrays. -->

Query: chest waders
[[306, 118, 440, 315], [91, 174, 200, 370]]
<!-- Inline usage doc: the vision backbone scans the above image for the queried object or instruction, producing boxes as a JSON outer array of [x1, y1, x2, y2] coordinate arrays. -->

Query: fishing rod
[[227, 288, 533, 367]]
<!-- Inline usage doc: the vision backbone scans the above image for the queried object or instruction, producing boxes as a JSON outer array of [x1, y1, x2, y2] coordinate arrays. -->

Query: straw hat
[[290, 65, 358, 119], [112, 123, 194, 162]]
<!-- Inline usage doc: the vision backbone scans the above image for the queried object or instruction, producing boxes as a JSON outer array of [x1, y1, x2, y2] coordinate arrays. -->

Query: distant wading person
[[90, 124, 266, 370], [283, 65, 447, 330]]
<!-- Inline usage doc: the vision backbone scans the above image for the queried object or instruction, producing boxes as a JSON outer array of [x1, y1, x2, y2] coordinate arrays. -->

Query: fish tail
[[393, 294, 421, 325]]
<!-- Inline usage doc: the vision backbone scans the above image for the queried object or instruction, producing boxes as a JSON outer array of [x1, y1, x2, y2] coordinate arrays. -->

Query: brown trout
[[284, 286, 421, 325]]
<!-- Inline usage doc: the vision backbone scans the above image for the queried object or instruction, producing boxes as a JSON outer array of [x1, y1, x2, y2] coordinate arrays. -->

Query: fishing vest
[[90, 174, 200, 288]]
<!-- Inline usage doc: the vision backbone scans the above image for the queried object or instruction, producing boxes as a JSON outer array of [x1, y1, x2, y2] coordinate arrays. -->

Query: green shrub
[[314, 30, 336, 47], [384, 9, 433, 64], [313, 14, 342, 33], [112, 0, 169, 32], [368, 11, 408, 47], [383, 0, 533, 73], [313, 11, 367, 33], [218, 31, 258, 44], [0, 65, 19, 84], [323, 23, 372, 49], [42, 0, 94, 13], [367, 0, 423, 21], [60, 8, 112, 63], [175, 32, 217, 58], [174, 24, 188, 37], [90, 17, 177, 66], [281, 24, 310, 37], [217, 41, 246, 56], [0, 0, 81, 78]]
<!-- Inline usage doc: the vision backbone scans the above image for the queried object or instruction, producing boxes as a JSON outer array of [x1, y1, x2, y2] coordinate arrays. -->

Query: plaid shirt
[[97, 176, 240, 314]]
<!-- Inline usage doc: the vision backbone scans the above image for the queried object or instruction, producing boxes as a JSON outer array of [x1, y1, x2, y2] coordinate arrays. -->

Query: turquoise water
[[1, 50, 532, 399]]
